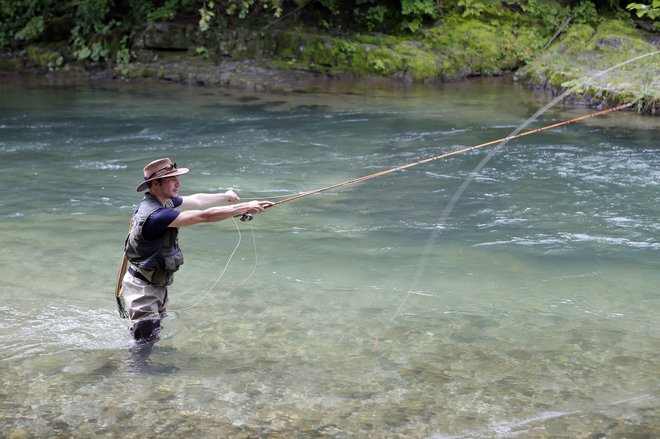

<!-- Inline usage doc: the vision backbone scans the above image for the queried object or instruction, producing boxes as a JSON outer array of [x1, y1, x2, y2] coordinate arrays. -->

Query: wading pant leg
[[121, 272, 169, 341]]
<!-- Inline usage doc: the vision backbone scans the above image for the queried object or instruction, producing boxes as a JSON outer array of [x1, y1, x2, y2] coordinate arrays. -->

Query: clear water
[[1, 77, 658, 438]]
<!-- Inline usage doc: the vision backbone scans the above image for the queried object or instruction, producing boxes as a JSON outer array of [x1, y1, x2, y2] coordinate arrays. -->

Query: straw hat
[[136, 157, 189, 192]]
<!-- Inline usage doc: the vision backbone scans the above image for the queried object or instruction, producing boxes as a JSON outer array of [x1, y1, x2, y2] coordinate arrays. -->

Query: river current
[[1, 77, 658, 438]]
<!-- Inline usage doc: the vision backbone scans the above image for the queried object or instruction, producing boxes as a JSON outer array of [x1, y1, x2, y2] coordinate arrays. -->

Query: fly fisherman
[[122, 157, 273, 342]]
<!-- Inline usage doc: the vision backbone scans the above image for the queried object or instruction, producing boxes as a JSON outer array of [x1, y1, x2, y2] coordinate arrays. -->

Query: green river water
[[0, 77, 658, 438]]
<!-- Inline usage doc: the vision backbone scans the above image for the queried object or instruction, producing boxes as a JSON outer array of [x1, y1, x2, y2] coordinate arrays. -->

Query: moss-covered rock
[[248, 17, 525, 82], [517, 18, 659, 112]]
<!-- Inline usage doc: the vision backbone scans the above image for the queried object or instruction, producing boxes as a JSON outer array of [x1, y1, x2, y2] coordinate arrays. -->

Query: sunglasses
[[145, 162, 177, 181]]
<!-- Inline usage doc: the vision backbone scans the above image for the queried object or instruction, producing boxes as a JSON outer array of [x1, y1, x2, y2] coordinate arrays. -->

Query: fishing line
[[173, 218, 244, 312], [380, 50, 658, 338], [236, 220, 259, 287]]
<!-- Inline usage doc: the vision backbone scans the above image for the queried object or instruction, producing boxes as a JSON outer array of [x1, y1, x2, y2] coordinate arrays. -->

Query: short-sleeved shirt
[[142, 196, 183, 241]]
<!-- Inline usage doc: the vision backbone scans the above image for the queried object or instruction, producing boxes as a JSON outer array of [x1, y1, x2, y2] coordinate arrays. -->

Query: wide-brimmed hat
[[136, 157, 189, 192]]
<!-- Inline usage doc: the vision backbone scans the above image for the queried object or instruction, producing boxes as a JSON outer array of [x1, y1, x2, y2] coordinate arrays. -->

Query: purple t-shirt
[[142, 196, 183, 241]]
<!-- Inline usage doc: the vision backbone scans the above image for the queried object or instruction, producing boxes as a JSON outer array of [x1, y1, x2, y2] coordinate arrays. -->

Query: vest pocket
[[162, 250, 184, 272]]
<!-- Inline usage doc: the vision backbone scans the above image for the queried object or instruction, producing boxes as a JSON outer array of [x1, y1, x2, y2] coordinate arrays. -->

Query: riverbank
[[2, 17, 658, 113]]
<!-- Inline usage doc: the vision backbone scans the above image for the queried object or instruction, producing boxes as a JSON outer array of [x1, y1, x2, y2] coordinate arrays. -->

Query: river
[[1, 77, 658, 438]]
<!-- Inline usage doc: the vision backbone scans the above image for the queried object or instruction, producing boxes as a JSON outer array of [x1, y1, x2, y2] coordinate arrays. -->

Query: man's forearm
[[171, 204, 244, 227], [181, 192, 233, 209], [171, 200, 269, 227]]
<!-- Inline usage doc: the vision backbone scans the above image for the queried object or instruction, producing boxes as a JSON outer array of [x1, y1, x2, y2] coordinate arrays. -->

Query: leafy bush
[[0, 0, 56, 46], [627, 0, 660, 20], [400, 0, 439, 32], [0, 0, 653, 75]]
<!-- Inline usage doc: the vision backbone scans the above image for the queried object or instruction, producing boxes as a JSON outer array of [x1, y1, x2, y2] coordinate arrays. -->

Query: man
[[122, 157, 273, 342]]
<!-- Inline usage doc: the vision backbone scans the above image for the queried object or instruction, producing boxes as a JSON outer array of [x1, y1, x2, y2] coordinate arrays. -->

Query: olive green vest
[[124, 193, 183, 287]]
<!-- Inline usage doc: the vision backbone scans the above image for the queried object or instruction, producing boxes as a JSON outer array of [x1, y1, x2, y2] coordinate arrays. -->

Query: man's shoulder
[[141, 193, 182, 207], [143, 203, 181, 240], [152, 200, 181, 221], [165, 196, 183, 209]]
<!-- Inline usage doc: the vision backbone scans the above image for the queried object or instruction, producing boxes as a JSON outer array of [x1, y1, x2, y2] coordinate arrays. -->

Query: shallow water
[[1, 77, 658, 438]]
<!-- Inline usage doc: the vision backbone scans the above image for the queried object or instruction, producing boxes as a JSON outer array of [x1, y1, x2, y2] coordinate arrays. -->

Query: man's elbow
[[172, 210, 207, 227]]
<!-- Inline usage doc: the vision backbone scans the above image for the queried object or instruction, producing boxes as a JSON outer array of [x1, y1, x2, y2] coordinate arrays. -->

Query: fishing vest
[[124, 193, 183, 287]]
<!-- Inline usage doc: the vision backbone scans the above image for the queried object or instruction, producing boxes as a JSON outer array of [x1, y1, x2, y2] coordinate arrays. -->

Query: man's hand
[[224, 190, 239, 202], [243, 200, 275, 214]]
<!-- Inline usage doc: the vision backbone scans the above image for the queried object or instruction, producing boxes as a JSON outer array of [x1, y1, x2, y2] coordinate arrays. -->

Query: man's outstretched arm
[[179, 190, 240, 209], [169, 200, 273, 227]]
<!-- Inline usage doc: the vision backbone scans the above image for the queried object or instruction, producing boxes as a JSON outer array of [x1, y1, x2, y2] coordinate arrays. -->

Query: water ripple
[[0, 305, 130, 361]]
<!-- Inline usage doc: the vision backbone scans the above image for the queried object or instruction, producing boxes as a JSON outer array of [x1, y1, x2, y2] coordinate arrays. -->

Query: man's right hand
[[244, 200, 274, 214]]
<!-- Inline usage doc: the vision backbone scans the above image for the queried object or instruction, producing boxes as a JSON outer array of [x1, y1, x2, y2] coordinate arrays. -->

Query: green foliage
[[370, 58, 386, 72], [354, 2, 388, 32], [199, 1, 216, 31], [627, 0, 660, 20], [571, 1, 599, 26], [336, 39, 357, 58], [400, 0, 439, 32], [192, 0, 284, 31], [0, 0, 55, 46], [518, 0, 565, 30], [26, 45, 63, 70], [350, 0, 442, 34], [0, 0, 655, 84], [457, 0, 533, 18], [513, 27, 546, 62], [148, 5, 178, 21], [457, 0, 490, 17], [147, 0, 195, 21], [195, 45, 211, 58], [73, 0, 112, 32], [70, 0, 114, 62], [224, 0, 283, 19], [364, 5, 388, 31], [14, 15, 45, 41], [115, 36, 132, 75], [312, 0, 339, 16]]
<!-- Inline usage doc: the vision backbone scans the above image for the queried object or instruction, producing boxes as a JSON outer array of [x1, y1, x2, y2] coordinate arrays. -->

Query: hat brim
[[136, 167, 189, 192]]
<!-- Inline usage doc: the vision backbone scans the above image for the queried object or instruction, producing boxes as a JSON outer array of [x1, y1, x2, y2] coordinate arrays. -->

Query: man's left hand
[[224, 190, 240, 202]]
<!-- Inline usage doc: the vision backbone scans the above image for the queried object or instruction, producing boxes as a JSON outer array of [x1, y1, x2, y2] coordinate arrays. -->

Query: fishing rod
[[200, 102, 633, 320], [238, 102, 631, 218]]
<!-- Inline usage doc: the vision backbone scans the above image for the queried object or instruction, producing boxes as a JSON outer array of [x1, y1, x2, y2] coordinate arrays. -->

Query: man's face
[[152, 176, 180, 198]]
